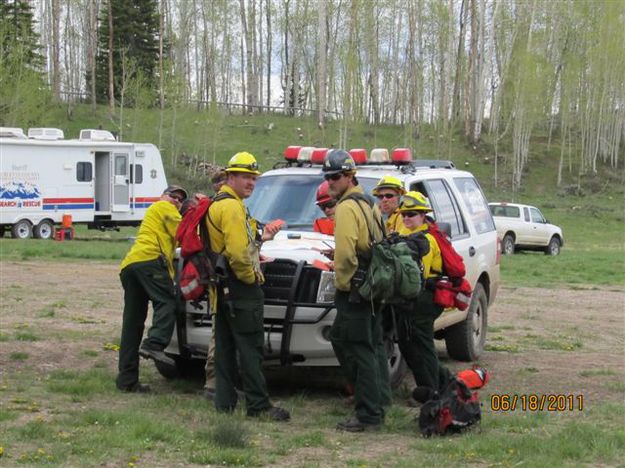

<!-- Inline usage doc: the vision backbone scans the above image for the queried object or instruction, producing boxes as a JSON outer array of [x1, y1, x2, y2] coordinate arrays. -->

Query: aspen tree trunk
[[90, 0, 98, 111], [107, 0, 115, 113], [452, 0, 466, 122], [317, 0, 327, 124], [51, 0, 61, 99], [266, 0, 271, 107], [240, 0, 257, 112]]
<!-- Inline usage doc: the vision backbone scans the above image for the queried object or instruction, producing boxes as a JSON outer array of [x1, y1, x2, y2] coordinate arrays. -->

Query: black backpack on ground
[[417, 377, 481, 437]]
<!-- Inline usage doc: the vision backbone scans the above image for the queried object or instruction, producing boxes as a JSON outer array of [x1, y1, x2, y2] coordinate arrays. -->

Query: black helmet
[[321, 149, 356, 176]]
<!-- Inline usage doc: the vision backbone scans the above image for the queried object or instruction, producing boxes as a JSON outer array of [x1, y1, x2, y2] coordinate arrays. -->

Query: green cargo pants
[[330, 291, 387, 425], [116, 259, 177, 390], [396, 289, 452, 392], [213, 279, 271, 415]]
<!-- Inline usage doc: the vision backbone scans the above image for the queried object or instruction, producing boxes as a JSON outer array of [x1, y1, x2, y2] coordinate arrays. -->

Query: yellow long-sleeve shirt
[[399, 223, 442, 279], [333, 186, 384, 291], [205, 185, 262, 285], [385, 208, 404, 234], [120, 200, 181, 278]]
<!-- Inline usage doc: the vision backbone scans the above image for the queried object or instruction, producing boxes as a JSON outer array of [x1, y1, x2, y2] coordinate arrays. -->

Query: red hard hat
[[316, 180, 332, 205]]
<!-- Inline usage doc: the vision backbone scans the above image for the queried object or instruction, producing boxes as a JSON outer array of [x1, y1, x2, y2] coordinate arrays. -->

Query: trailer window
[[130, 164, 143, 184], [76, 162, 92, 182], [115, 156, 127, 175]]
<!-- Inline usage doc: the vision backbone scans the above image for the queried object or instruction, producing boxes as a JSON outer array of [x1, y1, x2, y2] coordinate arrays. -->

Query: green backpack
[[345, 193, 426, 304], [358, 235, 425, 303]]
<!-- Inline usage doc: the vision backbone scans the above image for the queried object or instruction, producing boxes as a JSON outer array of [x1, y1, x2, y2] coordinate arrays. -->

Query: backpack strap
[[341, 192, 386, 244], [206, 191, 235, 235]]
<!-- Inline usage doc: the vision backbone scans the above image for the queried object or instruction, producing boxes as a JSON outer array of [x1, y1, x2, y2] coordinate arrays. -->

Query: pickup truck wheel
[[154, 354, 194, 379], [501, 234, 515, 255], [544, 236, 561, 256], [385, 338, 407, 389], [34, 220, 54, 239], [444, 283, 487, 361], [11, 220, 32, 239]]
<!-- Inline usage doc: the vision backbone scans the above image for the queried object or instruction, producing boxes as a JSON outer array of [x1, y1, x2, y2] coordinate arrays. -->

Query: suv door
[[409, 178, 476, 281]]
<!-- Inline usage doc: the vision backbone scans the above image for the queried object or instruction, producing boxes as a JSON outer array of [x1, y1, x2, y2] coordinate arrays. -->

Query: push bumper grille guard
[[175, 257, 335, 364], [262, 259, 334, 365]]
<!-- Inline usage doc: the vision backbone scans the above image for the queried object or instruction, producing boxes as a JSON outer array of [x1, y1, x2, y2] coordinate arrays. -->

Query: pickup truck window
[[453, 177, 495, 234], [524, 207, 530, 222], [490, 205, 520, 217], [530, 207, 546, 223]]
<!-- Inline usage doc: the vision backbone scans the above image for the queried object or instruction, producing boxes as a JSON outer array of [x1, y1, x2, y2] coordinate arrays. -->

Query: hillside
[[12, 103, 625, 249]]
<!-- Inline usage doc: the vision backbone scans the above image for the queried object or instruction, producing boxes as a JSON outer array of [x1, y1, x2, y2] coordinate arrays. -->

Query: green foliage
[[0, 1, 49, 126], [93, 0, 160, 103]]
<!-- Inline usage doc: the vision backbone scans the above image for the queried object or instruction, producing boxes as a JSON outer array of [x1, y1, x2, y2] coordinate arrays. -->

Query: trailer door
[[112, 152, 130, 211]]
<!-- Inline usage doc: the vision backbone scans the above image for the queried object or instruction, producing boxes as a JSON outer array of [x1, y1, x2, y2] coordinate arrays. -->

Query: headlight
[[316, 270, 336, 304]]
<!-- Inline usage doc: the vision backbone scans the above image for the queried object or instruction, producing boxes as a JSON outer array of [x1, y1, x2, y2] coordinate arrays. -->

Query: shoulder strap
[[207, 191, 235, 234]]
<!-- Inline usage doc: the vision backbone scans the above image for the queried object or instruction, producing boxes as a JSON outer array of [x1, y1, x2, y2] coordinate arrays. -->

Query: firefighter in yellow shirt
[[372, 175, 405, 234], [206, 152, 290, 421], [116, 185, 187, 393], [323, 149, 390, 432], [397, 191, 452, 402]]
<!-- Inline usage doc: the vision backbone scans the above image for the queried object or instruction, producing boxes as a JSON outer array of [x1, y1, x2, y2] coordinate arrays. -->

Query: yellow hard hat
[[225, 152, 261, 175], [372, 175, 406, 195], [400, 191, 432, 212]]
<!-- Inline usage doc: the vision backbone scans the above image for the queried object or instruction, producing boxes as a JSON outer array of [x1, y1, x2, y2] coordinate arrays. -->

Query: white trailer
[[0, 127, 168, 239]]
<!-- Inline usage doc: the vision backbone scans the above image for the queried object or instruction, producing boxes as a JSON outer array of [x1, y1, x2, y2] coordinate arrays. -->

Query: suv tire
[[444, 283, 487, 361], [385, 338, 408, 389]]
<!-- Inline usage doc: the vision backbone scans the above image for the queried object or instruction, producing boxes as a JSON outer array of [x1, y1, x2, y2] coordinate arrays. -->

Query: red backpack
[[427, 221, 472, 310], [175, 198, 216, 302]]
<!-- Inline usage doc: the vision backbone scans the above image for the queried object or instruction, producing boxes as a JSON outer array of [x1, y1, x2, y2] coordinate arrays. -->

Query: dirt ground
[[1, 260, 624, 406]]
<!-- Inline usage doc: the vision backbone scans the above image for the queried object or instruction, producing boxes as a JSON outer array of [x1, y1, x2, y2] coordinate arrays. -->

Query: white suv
[[162, 152, 501, 388], [489, 202, 564, 256]]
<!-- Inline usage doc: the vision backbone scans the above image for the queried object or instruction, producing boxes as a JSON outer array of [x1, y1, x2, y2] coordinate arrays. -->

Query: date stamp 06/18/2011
[[490, 394, 584, 412]]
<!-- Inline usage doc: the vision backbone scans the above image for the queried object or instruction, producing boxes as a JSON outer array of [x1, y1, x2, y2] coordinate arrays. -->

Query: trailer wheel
[[34, 220, 54, 240], [0, 226, 6, 237], [11, 220, 33, 239]]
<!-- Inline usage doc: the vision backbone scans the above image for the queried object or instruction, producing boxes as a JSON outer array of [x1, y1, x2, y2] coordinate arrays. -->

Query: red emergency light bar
[[282, 145, 415, 166], [311, 148, 328, 164], [284, 146, 302, 161], [392, 148, 412, 164], [349, 148, 368, 164]]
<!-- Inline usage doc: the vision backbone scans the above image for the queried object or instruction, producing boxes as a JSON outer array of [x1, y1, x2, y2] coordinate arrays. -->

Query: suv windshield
[[246, 174, 378, 230]]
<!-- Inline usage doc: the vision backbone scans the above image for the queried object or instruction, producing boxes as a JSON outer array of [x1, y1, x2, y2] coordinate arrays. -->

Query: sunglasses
[[324, 173, 343, 181], [376, 193, 397, 200], [169, 194, 184, 202], [319, 201, 336, 210], [401, 211, 422, 218]]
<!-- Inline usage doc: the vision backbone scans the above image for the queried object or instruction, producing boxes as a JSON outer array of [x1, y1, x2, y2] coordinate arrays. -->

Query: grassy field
[[1, 259, 623, 467]]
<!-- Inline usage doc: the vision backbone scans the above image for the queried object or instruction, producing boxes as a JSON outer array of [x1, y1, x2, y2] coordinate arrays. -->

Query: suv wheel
[[444, 283, 487, 361], [544, 236, 561, 256], [385, 338, 407, 389], [501, 234, 515, 255]]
